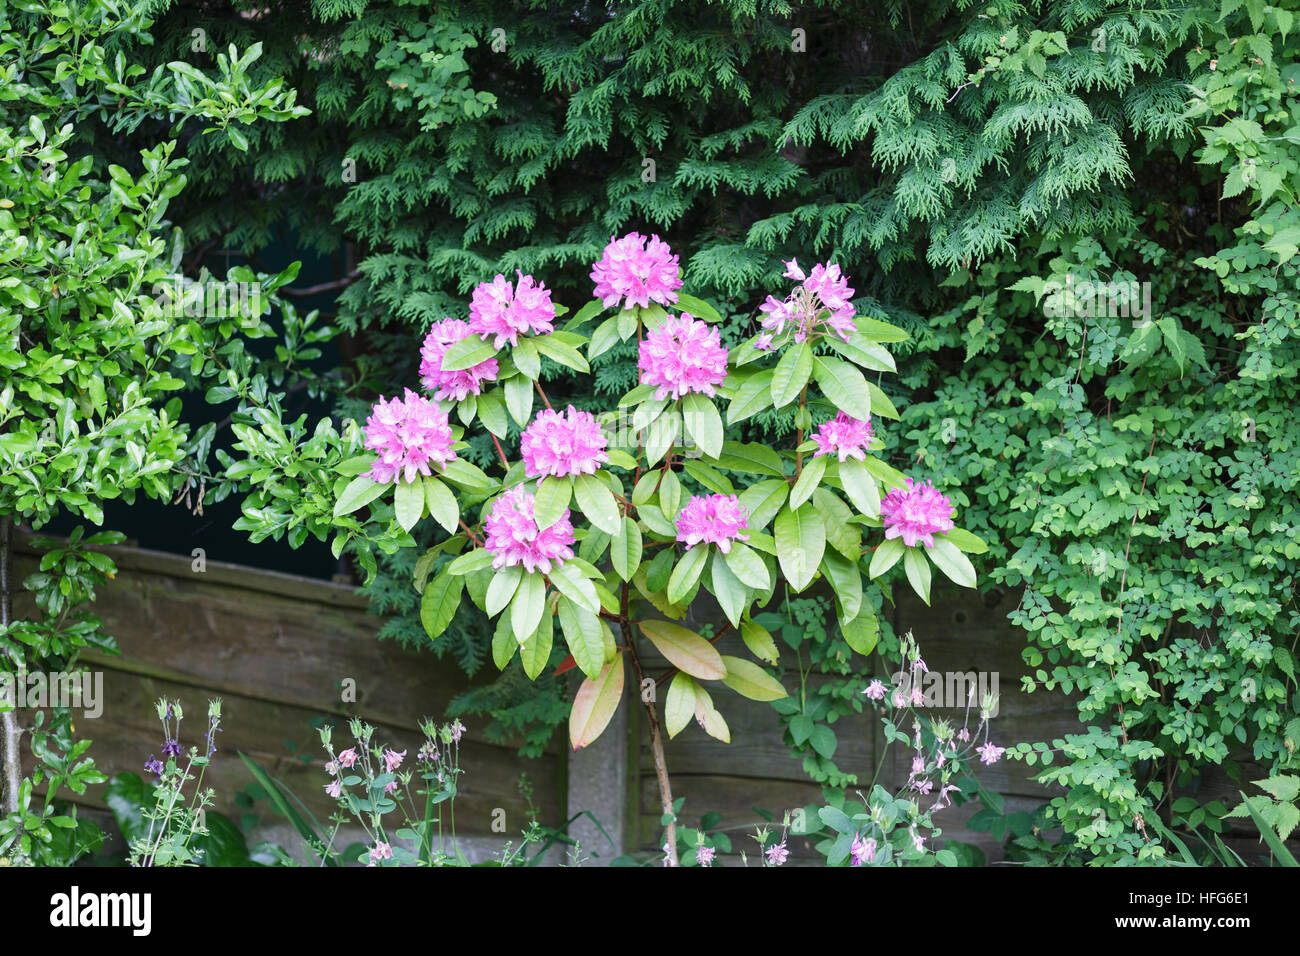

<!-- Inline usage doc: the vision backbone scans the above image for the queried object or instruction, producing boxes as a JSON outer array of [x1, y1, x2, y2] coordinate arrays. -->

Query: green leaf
[[869, 538, 905, 578], [727, 368, 775, 424], [928, 538, 977, 588], [486, 564, 523, 616], [422, 477, 459, 533], [441, 335, 497, 371], [492, 614, 517, 670], [838, 458, 881, 518], [675, 292, 722, 323], [682, 393, 723, 458], [476, 389, 509, 438], [724, 542, 770, 590], [812, 356, 872, 421], [535, 335, 590, 373], [841, 607, 879, 656], [710, 551, 748, 627], [333, 475, 385, 516], [720, 656, 787, 701], [789, 454, 827, 509], [667, 543, 709, 605], [716, 441, 785, 478], [865, 383, 899, 420], [504, 374, 534, 425], [569, 656, 625, 749], [737, 478, 789, 530], [534, 476, 572, 530], [942, 528, 988, 554], [740, 620, 779, 664], [774, 502, 825, 592], [420, 568, 464, 640], [821, 549, 863, 623], [520, 616, 553, 680], [611, 516, 643, 582], [394, 479, 424, 532], [771, 341, 813, 408], [903, 547, 932, 604], [446, 548, 493, 575], [557, 597, 605, 680], [511, 572, 547, 643], [573, 472, 620, 534], [638, 620, 726, 680], [548, 562, 600, 615], [665, 672, 698, 738]]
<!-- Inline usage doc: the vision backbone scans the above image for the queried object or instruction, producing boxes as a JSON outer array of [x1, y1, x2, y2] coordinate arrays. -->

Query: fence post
[[564, 672, 628, 864]]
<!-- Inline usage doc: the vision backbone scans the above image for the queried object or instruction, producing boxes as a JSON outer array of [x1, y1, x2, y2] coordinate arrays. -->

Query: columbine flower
[[325, 779, 343, 799], [813, 412, 873, 463], [382, 749, 406, 773], [590, 232, 682, 310], [484, 485, 576, 573], [520, 406, 609, 478], [915, 779, 934, 796], [448, 720, 466, 743], [765, 841, 790, 867], [880, 477, 956, 549], [144, 755, 164, 779], [759, 259, 856, 344], [384, 779, 400, 795], [695, 845, 716, 867], [892, 690, 908, 708], [957, 727, 971, 743], [368, 841, 393, 865], [909, 826, 925, 853], [363, 388, 457, 484], [418, 740, 439, 763], [850, 833, 877, 866], [338, 748, 359, 768], [675, 494, 750, 553], [909, 685, 924, 706], [910, 756, 926, 777], [420, 318, 499, 402], [977, 742, 1006, 765], [638, 313, 728, 401], [324, 760, 339, 776], [468, 271, 556, 348], [161, 738, 183, 758], [864, 679, 886, 701]]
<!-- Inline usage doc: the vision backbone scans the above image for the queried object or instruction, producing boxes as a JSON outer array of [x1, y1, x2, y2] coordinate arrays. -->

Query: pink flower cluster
[[520, 405, 609, 478], [590, 232, 682, 311], [363, 388, 457, 484], [880, 477, 956, 549], [675, 493, 750, 554], [484, 485, 576, 573], [469, 271, 556, 348], [812, 411, 873, 462], [756, 259, 856, 348], [420, 318, 499, 401], [850, 833, 877, 866], [638, 313, 728, 400]]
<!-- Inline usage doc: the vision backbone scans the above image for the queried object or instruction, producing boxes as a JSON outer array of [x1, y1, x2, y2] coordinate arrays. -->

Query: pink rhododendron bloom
[[880, 478, 956, 549], [765, 841, 790, 867], [337, 748, 358, 768], [813, 411, 873, 462], [977, 742, 1006, 765], [850, 834, 877, 866], [484, 485, 576, 573], [420, 318, 499, 401], [864, 679, 886, 701], [383, 748, 405, 773], [675, 493, 750, 553], [759, 259, 856, 344], [520, 405, 609, 478], [324, 779, 343, 799], [638, 313, 728, 400], [695, 845, 716, 867], [468, 271, 556, 347], [590, 232, 682, 310], [363, 388, 457, 484]]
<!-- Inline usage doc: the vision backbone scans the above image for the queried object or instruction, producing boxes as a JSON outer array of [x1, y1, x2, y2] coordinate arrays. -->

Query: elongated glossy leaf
[[841, 605, 879, 656], [903, 547, 932, 605], [774, 502, 825, 591], [557, 596, 605, 680], [812, 356, 872, 422], [720, 656, 787, 701], [942, 528, 989, 555], [667, 542, 708, 604], [928, 538, 977, 588], [710, 551, 747, 627], [838, 457, 881, 518], [868, 538, 905, 578], [682, 393, 723, 458], [446, 548, 493, 575], [394, 479, 424, 532], [520, 614, 553, 679], [441, 335, 497, 371], [738, 478, 788, 531], [423, 476, 459, 533], [740, 619, 779, 664], [820, 549, 862, 623], [486, 564, 523, 616], [573, 473, 620, 534], [570, 656, 625, 749], [665, 672, 698, 739], [727, 368, 775, 424], [611, 516, 643, 582], [512, 572, 547, 642], [504, 374, 533, 425], [789, 454, 827, 510], [716, 441, 785, 478], [548, 561, 600, 614], [639, 619, 726, 680], [334, 474, 385, 517], [534, 476, 572, 531], [419, 567, 464, 640], [771, 341, 813, 408], [692, 685, 730, 743], [675, 292, 722, 323], [724, 541, 770, 590]]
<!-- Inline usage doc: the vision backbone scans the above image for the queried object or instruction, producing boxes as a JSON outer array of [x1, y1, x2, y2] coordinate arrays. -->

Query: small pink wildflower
[[638, 313, 728, 401], [483, 485, 576, 573], [892, 690, 908, 708], [384, 779, 400, 795], [448, 719, 466, 743], [977, 742, 1006, 765], [324, 760, 339, 776], [850, 833, 877, 866], [419, 318, 499, 402], [337, 748, 359, 768], [957, 727, 971, 743], [368, 841, 393, 865], [468, 271, 556, 348], [363, 388, 458, 484], [813, 411, 873, 463], [324, 779, 343, 799], [864, 679, 886, 701], [766, 841, 790, 867], [520, 405, 609, 478], [383, 748, 405, 773], [675, 493, 750, 553], [590, 232, 682, 310], [695, 845, 716, 867], [881, 477, 956, 549]]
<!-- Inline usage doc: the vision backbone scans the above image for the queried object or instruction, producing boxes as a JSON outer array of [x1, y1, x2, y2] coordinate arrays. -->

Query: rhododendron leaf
[[862, 456, 907, 491], [631, 470, 659, 507], [620, 383, 656, 407], [667, 543, 708, 605], [587, 315, 623, 360], [640, 303, 669, 326], [841, 607, 879, 656], [789, 454, 827, 510], [548, 561, 601, 614], [440, 335, 497, 372], [838, 457, 881, 518], [335, 455, 374, 477], [637, 502, 677, 537], [512, 572, 547, 643], [721, 655, 787, 701], [726, 368, 774, 425], [578, 527, 610, 565], [440, 458, 494, 493], [942, 528, 989, 554], [486, 564, 523, 616], [740, 619, 779, 664], [535, 334, 590, 373], [865, 382, 899, 420], [394, 479, 424, 531], [820, 548, 863, 623], [774, 502, 825, 591], [692, 686, 730, 743], [476, 390, 509, 439], [492, 614, 516, 670], [513, 338, 541, 379], [829, 335, 896, 372], [446, 548, 493, 575], [811, 356, 872, 422], [682, 393, 723, 458], [716, 441, 785, 477], [675, 292, 722, 323], [419, 567, 464, 641], [422, 476, 459, 533], [868, 538, 905, 578], [903, 547, 932, 605], [709, 551, 747, 627], [333, 474, 386, 516], [738, 478, 789, 531], [643, 407, 679, 466], [456, 394, 478, 426], [534, 476, 572, 531], [731, 337, 767, 367], [520, 615, 553, 680], [606, 449, 637, 470], [640, 619, 726, 680], [928, 538, 977, 588], [645, 549, 674, 592], [612, 516, 643, 583], [557, 596, 604, 680], [567, 298, 606, 329], [814, 488, 861, 559], [665, 673, 697, 739], [744, 531, 776, 554], [504, 374, 533, 425], [854, 316, 909, 343], [633, 566, 688, 620], [771, 341, 813, 408], [574, 473, 620, 534], [616, 308, 638, 339], [682, 460, 734, 496], [656, 469, 680, 522], [724, 541, 770, 590], [569, 655, 625, 749]]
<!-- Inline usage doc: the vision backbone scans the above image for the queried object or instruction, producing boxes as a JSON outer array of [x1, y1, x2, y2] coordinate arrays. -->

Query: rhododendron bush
[[330, 235, 986, 863]]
